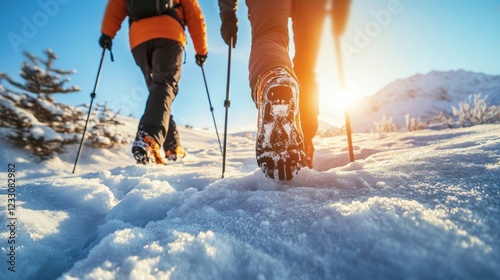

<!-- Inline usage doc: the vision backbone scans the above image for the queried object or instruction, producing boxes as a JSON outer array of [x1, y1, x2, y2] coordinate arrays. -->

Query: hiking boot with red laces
[[132, 131, 165, 165], [255, 67, 305, 181], [165, 145, 186, 161]]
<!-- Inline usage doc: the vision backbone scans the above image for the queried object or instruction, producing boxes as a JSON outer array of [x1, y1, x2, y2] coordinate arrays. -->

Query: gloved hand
[[99, 33, 113, 50], [332, 0, 351, 36], [220, 11, 238, 48], [195, 54, 208, 67]]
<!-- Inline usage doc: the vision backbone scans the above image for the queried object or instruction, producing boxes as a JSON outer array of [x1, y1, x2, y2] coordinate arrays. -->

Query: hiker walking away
[[99, 0, 208, 164], [292, 0, 351, 168], [218, 0, 350, 180]]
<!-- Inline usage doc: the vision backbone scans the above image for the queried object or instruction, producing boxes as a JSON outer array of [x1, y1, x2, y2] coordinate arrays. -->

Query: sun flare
[[315, 16, 362, 125]]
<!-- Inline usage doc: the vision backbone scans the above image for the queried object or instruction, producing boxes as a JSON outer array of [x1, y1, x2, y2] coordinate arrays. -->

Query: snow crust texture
[[0, 121, 499, 280]]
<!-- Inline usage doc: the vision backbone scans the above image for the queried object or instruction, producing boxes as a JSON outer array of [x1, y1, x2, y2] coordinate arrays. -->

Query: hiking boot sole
[[132, 146, 154, 165], [256, 71, 305, 181], [256, 108, 304, 181]]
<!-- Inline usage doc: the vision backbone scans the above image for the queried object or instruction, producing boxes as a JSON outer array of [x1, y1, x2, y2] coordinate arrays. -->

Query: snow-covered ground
[[0, 120, 499, 279]]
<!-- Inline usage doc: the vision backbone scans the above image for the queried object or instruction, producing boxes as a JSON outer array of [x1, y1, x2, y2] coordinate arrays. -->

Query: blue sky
[[1, 0, 499, 132]]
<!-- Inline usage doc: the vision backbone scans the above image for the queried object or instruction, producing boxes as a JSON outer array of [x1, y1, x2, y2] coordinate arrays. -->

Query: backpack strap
[[128, 0, 185, 30], [167, 1, 185, 30]]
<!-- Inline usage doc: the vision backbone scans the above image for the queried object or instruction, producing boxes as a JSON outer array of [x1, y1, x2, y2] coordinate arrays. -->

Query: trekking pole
[[221, 38, 233, 179], [334, 35, 355, 162], [200, 65, 223, 155], [72, 47, 107, 173]]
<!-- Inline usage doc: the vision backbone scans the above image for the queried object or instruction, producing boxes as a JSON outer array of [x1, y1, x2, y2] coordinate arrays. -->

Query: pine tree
[[2, 49, 80, 98], [0, 49, 129, 160]]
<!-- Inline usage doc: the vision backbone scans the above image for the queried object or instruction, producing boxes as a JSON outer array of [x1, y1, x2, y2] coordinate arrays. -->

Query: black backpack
[[126, 0, 183, 27]]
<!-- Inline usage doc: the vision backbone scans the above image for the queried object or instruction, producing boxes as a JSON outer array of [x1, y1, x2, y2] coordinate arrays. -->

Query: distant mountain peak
[[352, 70, 500, 132]]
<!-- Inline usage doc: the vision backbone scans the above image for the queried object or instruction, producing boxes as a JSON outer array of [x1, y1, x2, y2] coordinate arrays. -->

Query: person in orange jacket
[[219, 0, 350, 180], [99, 0, 208, 164]]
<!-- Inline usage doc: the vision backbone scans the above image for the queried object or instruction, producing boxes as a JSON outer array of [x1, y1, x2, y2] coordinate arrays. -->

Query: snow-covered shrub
[[0, 89, 130, 160], [452, 93, 500, 127], [405, 114, 427, 132], [84, 103, 129, 148], [430, 110, 456, 129], [373, 115, 398, 133], [0, 49, 131, 160], [0, 89, 76, 160]]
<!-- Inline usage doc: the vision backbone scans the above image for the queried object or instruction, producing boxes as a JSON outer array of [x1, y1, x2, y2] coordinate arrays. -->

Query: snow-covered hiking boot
[[255, 67, 305, 181], [165, 145, 186, 161], [132, 131, 165, 165]]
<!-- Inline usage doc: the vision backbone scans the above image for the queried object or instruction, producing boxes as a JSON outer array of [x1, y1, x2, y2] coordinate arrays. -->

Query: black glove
[[220, 11, 237, 48], [332, 0, 351, 36], [99, 33, 113, 50], [195, 54, 207, 67]]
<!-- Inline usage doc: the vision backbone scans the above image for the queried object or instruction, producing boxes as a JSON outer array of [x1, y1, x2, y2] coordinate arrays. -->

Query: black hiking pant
[[132, 38, 184, 147]]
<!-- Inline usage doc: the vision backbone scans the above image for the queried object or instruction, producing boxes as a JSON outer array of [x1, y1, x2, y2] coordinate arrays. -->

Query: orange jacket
[[101, 0, 208, 55]]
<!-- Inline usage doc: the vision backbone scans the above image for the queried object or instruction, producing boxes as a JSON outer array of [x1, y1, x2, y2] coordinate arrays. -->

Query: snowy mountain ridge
[[352, 70, 500, 132]]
